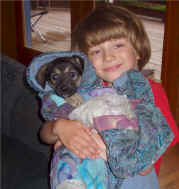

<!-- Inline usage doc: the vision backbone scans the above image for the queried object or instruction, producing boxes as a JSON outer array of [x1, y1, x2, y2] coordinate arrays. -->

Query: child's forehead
[[88, 37, 129, 49]]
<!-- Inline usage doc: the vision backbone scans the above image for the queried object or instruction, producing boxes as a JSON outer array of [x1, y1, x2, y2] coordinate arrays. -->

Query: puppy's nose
[[61, 85, 68, 92]]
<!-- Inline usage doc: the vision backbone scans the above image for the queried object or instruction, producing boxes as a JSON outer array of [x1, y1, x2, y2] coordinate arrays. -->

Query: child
[[27, 52, 155, 189], [40, 5, 179, 189]]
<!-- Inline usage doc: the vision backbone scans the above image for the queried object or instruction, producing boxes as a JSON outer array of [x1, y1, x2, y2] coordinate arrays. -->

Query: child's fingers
[[55, 119, 100, 158], [73, 147, 96, 159], [99, 151, 107, 161], [90, 130, 106, 150], [90, 130, 107, 160], [54, 140, 62, 151], [69, 142, 92, 159], [71, 131, 100, 159], [138, 165, 153, 176]]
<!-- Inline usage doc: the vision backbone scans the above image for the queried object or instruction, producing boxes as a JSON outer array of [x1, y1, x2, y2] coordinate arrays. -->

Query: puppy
[[36, 55, 84, 107]]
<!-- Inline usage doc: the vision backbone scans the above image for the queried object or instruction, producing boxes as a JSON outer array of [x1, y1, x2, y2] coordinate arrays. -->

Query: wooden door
[[71, 1, 95, 31], [161, 2, 179, 124]]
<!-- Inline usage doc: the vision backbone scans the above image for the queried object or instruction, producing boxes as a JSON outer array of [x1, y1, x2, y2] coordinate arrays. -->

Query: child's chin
[[104, 75, 120, 84]]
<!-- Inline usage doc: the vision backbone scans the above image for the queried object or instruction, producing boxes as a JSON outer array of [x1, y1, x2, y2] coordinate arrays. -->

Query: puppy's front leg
[[65, 93, 83, 108]]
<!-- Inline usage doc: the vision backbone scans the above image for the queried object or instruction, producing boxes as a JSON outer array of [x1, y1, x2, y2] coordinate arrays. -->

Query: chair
[[31, 10, 48, 42]]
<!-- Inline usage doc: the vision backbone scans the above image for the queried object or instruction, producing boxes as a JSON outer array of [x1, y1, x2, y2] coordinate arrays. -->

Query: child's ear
[[72, 55, 84, 72], [135, 50, 140, 61], [35, 64, 49, 88], [136, 55, 140, 60]]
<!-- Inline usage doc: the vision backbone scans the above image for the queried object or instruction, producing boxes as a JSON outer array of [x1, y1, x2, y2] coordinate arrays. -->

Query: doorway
[[24, 0, 71, 52]]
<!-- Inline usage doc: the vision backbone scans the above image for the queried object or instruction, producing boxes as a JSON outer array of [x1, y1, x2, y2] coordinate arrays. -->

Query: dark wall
[[1, 1, 18, 59], [31, 0, 70, 10]]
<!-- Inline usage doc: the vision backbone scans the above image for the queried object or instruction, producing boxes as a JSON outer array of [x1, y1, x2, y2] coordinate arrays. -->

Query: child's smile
[[88, 38, 140, 83], [103, 63, 122, 72]]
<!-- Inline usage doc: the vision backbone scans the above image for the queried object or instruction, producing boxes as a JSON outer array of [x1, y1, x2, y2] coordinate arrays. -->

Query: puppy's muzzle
[[55, 84, 77, 98]]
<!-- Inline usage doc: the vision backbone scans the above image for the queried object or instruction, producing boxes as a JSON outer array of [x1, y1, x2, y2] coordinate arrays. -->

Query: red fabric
[[148, 79, 179, 175]]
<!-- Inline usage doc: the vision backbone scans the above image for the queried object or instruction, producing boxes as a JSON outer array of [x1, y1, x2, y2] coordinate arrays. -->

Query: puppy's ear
[[72, 55, 84, 72], [35, 64, 49, 89]]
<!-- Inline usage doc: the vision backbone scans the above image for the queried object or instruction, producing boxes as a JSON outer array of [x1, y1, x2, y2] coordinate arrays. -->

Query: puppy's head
[[36, 55, 84, 98]]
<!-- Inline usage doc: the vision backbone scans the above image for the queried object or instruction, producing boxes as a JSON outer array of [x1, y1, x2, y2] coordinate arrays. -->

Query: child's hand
[[139, 165, 153, 176], [53, 119, 100, 159], [90, 129, 107, 161], [54, 140, 62, 151]]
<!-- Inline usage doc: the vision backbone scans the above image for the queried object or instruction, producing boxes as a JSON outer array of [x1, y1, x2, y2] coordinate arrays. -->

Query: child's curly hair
[[72, 5, 151, 70]]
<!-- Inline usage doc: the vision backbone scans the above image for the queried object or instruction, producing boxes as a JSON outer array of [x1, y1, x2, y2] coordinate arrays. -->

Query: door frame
[[161, 1, 179, 118], [14, 0, 41, 65]]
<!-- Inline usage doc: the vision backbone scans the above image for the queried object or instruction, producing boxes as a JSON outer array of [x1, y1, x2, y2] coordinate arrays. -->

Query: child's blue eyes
[[90, 50, 101, 55], [89, 42, 124, 56], [114, 43, 123, 49]]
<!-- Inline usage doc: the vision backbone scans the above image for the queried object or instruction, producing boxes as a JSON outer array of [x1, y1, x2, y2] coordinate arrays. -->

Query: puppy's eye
[[69, 72, 77, 79], [51, 73, 58, 80]]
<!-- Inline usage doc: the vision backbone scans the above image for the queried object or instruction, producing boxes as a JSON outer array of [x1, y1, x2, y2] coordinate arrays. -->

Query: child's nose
[[103, 50, 115, 62]]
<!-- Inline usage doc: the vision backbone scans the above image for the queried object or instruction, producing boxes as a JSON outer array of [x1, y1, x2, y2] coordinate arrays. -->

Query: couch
[[2, 54, 51, 189]]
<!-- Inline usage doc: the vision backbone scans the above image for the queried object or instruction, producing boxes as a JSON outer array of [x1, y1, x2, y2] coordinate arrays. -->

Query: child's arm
[[39, 93, 106, 159], [40, 119, 102, 159]]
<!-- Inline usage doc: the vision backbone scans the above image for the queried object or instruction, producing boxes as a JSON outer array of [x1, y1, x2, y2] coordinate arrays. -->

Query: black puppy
[[36, 55, 84, 98]]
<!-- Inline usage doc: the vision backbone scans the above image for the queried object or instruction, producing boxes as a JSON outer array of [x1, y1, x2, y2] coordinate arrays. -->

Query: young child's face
[[88, 38, 140, 84]]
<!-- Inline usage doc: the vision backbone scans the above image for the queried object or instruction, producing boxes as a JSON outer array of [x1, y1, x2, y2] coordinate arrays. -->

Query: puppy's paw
[[65, 93, 83, 107]]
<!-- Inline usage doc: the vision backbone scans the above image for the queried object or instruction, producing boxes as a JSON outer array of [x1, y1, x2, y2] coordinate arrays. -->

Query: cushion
[[1, 54, 50, 155], [2, 134, 49, 189]]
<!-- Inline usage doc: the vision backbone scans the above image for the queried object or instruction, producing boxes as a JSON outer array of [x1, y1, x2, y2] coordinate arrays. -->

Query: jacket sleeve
[[40, 93, 74, 121]]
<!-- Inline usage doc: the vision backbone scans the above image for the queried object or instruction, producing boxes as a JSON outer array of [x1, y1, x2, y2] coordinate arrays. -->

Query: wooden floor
[[31, 9, 71, 52], [158, 143, 179, 189], [30, 9, 164, 82]]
